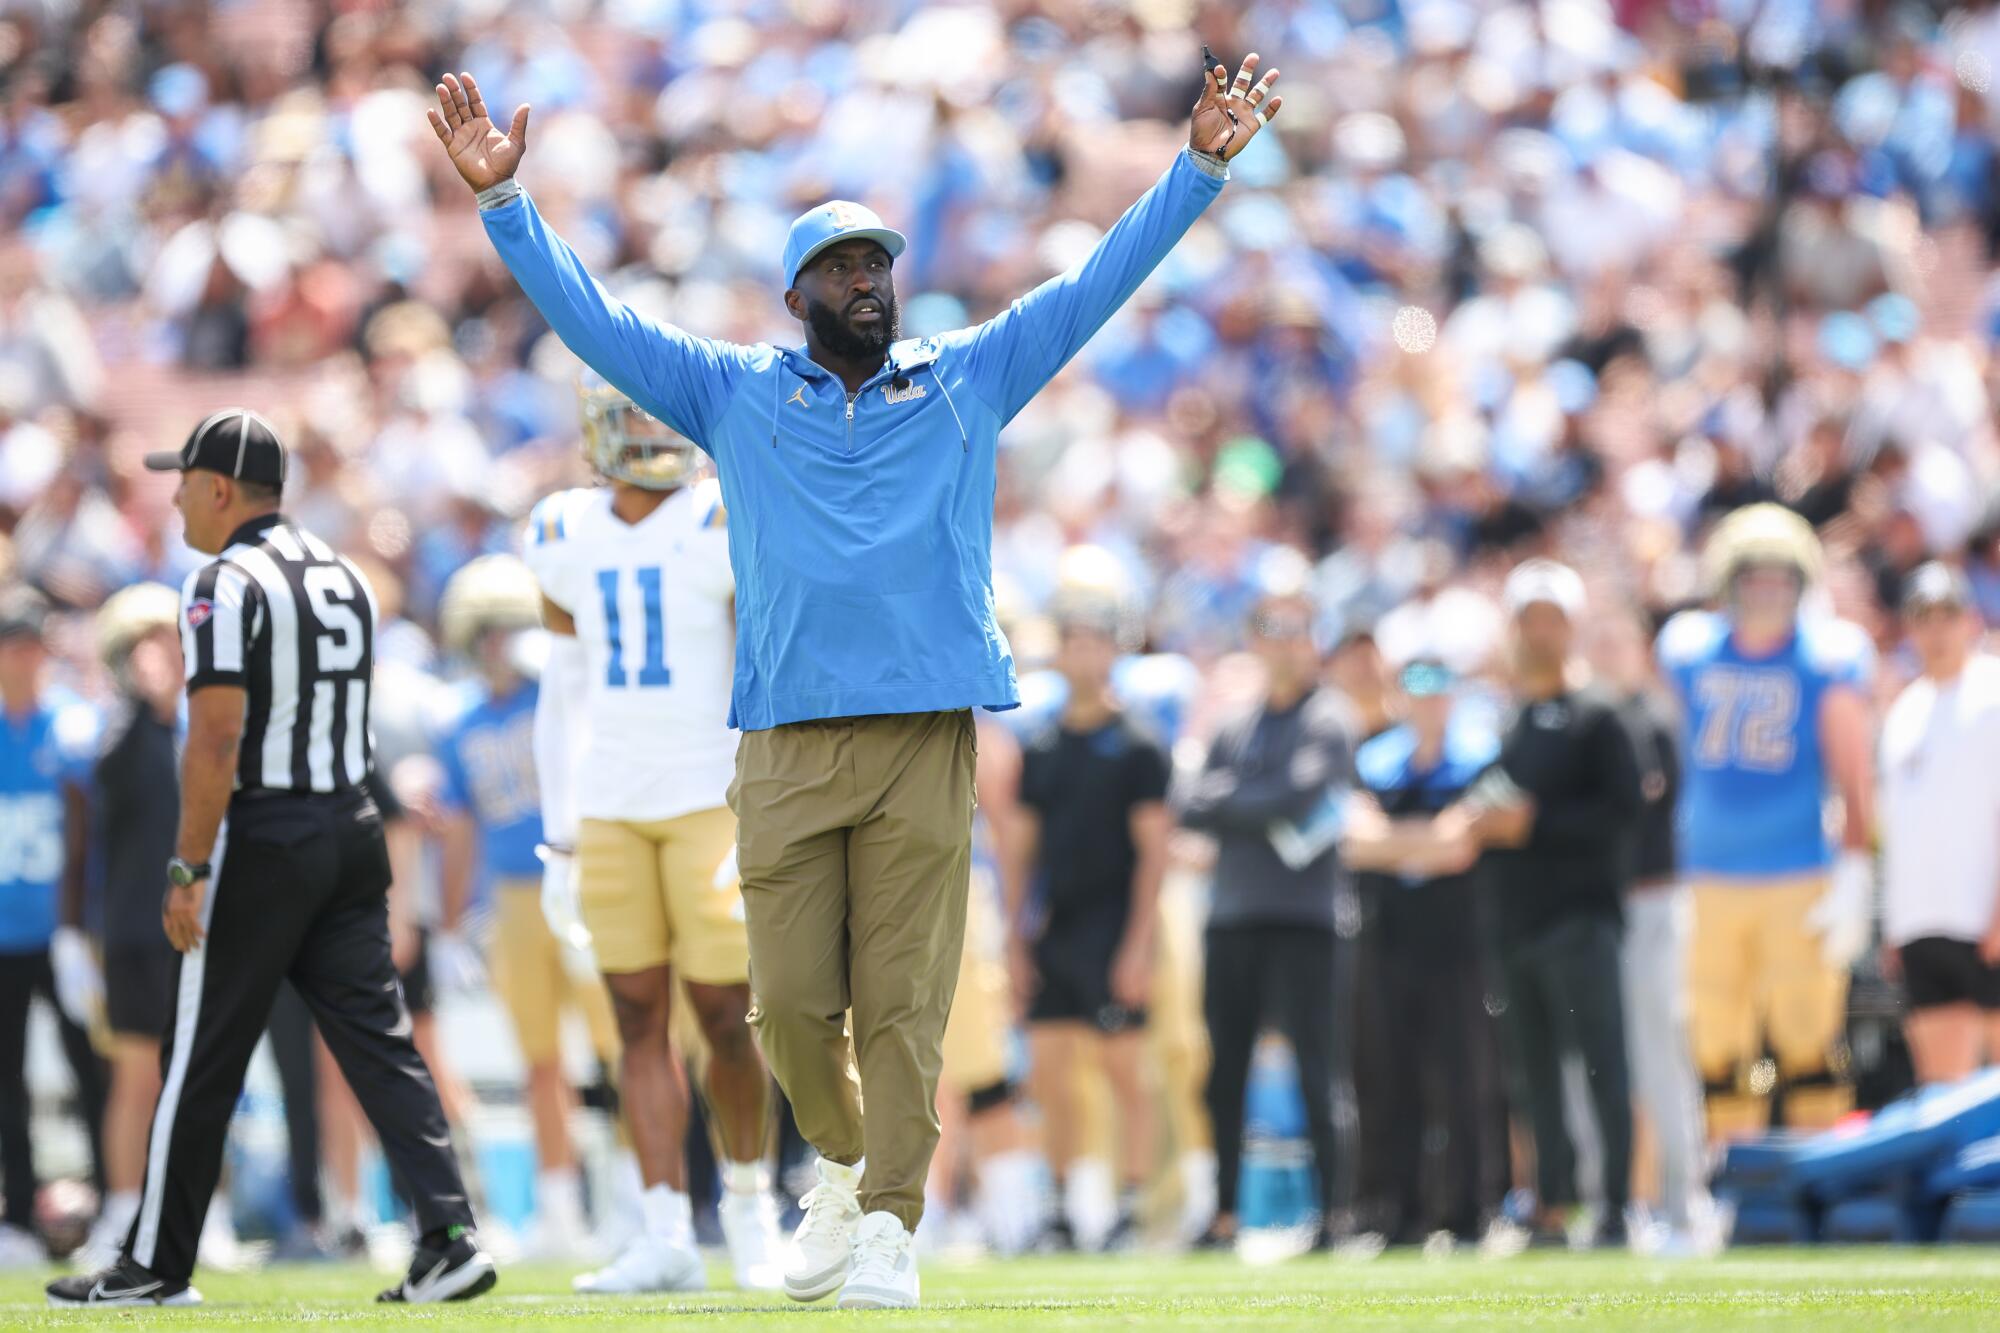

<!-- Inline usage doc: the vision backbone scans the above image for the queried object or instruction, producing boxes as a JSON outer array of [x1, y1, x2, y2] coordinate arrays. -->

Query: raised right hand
[[427, 71, 529, 193]]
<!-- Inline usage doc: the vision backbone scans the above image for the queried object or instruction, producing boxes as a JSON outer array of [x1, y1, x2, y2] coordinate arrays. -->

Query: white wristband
[[1187, 147, 1230, 180], [475, 178, 522, 211]]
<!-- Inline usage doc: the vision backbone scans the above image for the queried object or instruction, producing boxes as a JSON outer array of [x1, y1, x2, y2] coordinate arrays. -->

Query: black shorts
[[1028, 915, 1146, 1034], [104, 941, 179, 1040], [400, 926, 434, 1017], [1900, 936, 2000, 1011]]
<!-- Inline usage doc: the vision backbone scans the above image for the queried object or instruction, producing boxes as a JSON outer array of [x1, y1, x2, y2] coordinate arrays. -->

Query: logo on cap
[[828, 203, 861, 227]]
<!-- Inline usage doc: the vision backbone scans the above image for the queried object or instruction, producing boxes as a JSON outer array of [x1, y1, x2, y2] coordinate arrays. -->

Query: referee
[[50, 410, 494, 1308]]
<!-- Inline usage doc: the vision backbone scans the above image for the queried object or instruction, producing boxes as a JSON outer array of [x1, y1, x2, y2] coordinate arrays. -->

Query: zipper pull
[[846, 396, 855, 421]]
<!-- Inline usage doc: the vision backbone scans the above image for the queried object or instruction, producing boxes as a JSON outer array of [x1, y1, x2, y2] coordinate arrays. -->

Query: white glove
[[49, 926, 102, 1029], [713, 844, 740, 891], [429, 929, 487, 994], [537, 845, 592, 952], [1810, 850, 1874, 970]]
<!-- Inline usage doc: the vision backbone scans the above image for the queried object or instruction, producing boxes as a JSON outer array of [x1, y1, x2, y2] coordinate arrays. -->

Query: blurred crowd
[[3, 0, 2000, 1268], [3, 0, 2000, 657]]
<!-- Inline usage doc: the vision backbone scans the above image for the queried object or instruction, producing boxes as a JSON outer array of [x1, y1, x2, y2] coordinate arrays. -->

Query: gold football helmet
[[1703, 503, 1824, 596], [440, 554, 543, 657], [1050, 544, 1142, 649], [95, 582, 180, 668], [578, 373, 701, 491]]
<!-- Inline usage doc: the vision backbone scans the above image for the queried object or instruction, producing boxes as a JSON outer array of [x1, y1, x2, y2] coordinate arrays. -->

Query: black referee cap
[[144, 408, 287, 488]]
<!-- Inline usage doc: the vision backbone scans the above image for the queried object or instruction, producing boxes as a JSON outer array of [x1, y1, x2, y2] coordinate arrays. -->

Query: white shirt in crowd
[[1880, 652, 2000, 947]]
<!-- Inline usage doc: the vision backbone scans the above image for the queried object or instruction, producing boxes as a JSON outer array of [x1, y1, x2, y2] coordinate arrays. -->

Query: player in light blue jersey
[[1656, 505, 1876, 1140], [434, 556, 620, 1260], [0, 586, 107, 1266]]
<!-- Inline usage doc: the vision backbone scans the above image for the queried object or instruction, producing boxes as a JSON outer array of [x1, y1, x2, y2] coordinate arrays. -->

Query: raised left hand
[[1190, 51, 1282, 161]]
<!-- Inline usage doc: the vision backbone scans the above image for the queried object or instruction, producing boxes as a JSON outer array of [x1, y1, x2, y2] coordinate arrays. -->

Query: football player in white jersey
[[525, 378, 781, 1293]]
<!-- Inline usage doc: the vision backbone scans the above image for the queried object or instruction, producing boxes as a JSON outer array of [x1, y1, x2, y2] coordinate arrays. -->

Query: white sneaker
[[571, 1233, 706, 1294], [0, 1223, 45, 1269], [719, 1188, 784, 1290], [589, 1159, 645, 1262], [521, 1215, 590, 1262], [973, 1150, 1048, 1256], [1063, 1158, 1118, 1253], [196, 1199, 258, 1273], [523, 1172, 594, 1261], [783, 1156, 862, 1302], [1175, 1150, 1219, 1248], [836, 1212, 919, 1310]]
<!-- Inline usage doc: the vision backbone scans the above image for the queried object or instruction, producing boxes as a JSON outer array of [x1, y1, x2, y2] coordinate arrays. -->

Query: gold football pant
[[1688, 875, 1851, 1139], [489, 879, 620, 1066]]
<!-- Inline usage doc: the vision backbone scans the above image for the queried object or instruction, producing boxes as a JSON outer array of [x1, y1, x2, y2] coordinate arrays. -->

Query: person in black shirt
[[1441, 560, 1641, 1249], [72, 584, 186, 1271], [1006, 590, 1171, 1251]]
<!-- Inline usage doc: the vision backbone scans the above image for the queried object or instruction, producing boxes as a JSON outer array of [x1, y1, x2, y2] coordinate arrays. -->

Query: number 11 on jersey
[[597, 567, 672, 689]]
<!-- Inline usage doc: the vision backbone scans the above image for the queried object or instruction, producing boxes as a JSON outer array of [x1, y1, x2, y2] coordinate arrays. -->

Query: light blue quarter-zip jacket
[[481, 148, 1228, 730]]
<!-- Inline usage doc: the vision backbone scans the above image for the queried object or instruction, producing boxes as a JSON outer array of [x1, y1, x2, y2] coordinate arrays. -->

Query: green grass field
[[8, 1249, 2000, 1329]]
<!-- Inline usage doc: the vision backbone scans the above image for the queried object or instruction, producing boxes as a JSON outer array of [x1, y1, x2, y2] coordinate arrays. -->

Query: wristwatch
[[167, 857, 212, 888]]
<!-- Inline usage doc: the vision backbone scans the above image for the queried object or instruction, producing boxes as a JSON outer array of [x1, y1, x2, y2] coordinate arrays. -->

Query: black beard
[[806, 293, 899, 359]]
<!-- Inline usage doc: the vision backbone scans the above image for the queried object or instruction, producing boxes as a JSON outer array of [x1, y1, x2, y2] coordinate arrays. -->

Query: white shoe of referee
[[836, 1212, 919, 1310], [784, 1156, 863, 1302], [571, 1231, 706, 1295], [718, 1172, 784, 1290]]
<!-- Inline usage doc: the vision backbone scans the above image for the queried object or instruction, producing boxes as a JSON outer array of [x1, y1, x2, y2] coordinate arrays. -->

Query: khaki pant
[[1689, 874, 1851, 1137], [729, 710, 976, 1232]]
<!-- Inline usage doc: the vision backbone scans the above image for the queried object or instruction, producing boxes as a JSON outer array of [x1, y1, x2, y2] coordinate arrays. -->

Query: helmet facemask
[[579, 384, 700, 491]]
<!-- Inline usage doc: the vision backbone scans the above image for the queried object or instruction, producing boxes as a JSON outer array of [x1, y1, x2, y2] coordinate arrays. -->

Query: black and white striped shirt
[[179, 513, 378, 793]]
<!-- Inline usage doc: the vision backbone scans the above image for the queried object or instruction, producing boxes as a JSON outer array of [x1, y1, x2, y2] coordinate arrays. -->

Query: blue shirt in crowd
[[0, 697, 98, 953], [433, 679, 545, 885]]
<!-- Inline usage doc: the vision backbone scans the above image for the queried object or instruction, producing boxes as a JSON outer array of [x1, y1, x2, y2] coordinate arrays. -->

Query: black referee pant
[[125, 788, 472, 1283]]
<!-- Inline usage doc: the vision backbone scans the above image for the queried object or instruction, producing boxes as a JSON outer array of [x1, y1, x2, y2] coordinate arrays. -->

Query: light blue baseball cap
[[782, 200, 906, 286]]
